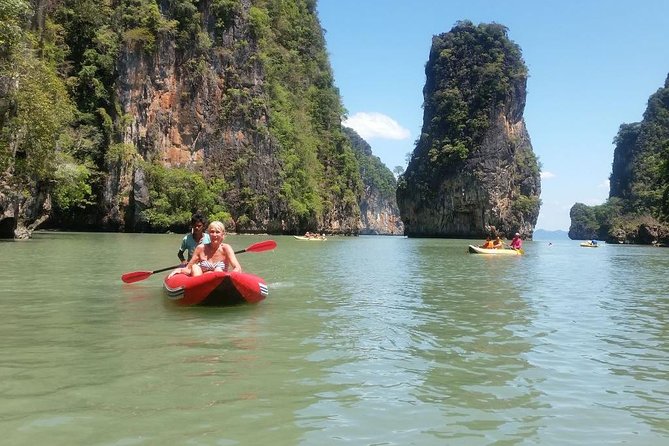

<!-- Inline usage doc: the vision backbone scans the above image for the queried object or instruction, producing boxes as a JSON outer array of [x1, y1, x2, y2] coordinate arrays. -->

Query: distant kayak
[[293, 235, 327, 241], [163, 271, 268, 306], [580, 242, 599, 248], [468, 245, 522, 255]]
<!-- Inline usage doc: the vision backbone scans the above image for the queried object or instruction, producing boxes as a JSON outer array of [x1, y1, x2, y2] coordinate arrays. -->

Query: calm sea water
[[0, 233, 667, 445]]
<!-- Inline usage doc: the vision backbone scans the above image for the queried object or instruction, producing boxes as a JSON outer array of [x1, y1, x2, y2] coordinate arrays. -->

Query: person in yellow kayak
[[492, 235, 505, 249], [510, 233, 523, 251], [480, 236, 494, 248]]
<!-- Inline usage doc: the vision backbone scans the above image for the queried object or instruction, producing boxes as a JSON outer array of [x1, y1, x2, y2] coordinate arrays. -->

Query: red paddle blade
[[243, 240, 277, 253], [121, 271, 153, 284]]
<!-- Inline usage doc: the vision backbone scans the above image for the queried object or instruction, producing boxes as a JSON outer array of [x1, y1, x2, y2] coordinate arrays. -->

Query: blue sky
[[316, 1, 669, 230]]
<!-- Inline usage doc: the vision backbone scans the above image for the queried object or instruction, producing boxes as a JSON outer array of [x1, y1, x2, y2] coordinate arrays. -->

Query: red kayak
[[163, 271, 269, 306]]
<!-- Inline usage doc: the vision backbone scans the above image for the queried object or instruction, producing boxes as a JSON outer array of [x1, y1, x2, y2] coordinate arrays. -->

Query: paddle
[[121, 239, 277, 284], [507, 244, 524, 254]]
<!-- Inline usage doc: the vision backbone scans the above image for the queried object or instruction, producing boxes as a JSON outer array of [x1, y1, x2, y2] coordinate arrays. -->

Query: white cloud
[[597, 179, 610, 189], [343, 112, 410, 140], [541, 171, 556, 179]]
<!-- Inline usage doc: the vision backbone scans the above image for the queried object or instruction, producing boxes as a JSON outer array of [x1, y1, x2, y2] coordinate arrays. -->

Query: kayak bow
[[163, 271, 268, 306]]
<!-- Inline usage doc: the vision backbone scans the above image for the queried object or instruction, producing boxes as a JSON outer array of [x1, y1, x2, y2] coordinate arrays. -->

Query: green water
[[0, 233, 668, 445]]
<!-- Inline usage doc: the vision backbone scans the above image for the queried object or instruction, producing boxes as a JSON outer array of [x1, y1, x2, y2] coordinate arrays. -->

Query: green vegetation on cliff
[[1, 0, 363, 234], [343, 127, 397, 200], [416, 21, 527, 169], [569, 74, 669, 243], [258, 0, 362, 229], [397, 21, 540, 238], [0, 0, 79, 211], [141, 163, 232, 230]]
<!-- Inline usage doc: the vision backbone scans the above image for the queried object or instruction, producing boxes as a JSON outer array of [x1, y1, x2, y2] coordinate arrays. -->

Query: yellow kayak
[[580, 242, 599, 247], [468, 245, 522, 255], [293, 235, 327, 241]]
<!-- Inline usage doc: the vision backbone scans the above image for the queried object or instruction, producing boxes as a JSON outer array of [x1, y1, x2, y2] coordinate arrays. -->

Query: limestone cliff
[[105, 0, 360, 234], [396, 21, 541, 238], [344, 127, 404, 235], [0, 0, 365, 238], [107, 1, 280, 232], [568, 73, 669, 244]]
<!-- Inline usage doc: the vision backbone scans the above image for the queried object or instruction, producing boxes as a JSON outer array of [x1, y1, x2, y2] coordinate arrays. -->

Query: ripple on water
[[1, 236, 668, 444]]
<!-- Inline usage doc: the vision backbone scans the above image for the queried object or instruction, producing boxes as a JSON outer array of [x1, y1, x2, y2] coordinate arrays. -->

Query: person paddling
[[170, 221, 241, 278], [510, 233, 523, 251], [492, 235, 505, 249], [178, 212, 210, 265], [480, 236, 494, 249]]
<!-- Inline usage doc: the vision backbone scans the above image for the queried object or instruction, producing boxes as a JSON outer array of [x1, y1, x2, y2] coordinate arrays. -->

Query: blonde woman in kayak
[[169, 221, 242, 277]]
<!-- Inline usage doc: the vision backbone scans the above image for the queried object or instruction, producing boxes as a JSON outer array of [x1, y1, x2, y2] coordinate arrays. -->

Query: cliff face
[[0, 0, 366, 238], [108, 0, 279, 232], [609, 74, 669, 211], [569, 73, 669, 244], [105, 0, 358, 234], [396, 21, 540, 238], [344, 127, 404, 235], [358, 186, 404, 235]]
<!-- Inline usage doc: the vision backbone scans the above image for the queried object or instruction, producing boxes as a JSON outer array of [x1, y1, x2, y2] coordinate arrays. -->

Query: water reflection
[[291, 237, 541, 443], [408, 241, 541, 442], [597, 247, 669, 435], [518, 242, 669, 443]]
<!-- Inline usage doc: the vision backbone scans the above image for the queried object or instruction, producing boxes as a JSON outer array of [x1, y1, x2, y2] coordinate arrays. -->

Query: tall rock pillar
[[397, 21, 541, 238]]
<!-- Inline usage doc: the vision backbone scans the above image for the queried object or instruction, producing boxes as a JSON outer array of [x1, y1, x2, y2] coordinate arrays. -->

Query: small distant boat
[[293, 235, 327, 241], [468, 245, 522, 255], [580, 241, 599, 248]]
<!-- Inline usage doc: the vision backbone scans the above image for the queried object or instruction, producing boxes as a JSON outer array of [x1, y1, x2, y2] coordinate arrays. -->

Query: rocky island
[[396, 21, 541, 239]]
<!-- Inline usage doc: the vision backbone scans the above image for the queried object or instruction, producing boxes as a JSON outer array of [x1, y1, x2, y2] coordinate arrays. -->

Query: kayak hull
[[468, 245, 521, 255], [163, 271, 268, 306]]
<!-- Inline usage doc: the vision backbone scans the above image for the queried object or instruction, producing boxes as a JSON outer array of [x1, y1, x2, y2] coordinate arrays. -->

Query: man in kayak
[[178, 212, 211, 265], [510, 233, 523, 251]]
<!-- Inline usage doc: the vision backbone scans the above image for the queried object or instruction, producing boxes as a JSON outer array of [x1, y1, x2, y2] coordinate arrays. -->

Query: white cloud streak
[[541, 171, 556, 179], [343, 112, 410, 140]]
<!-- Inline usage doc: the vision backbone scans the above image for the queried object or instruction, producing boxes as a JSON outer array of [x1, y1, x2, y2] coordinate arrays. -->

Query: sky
[[316, 0, 669, 231]]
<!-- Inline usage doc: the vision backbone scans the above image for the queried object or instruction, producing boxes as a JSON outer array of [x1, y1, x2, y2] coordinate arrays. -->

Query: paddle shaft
[[150, 246, 252, 274], [121, 240, 276, 283]]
